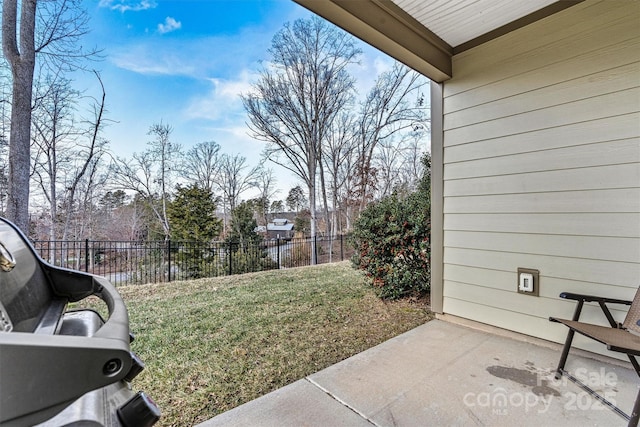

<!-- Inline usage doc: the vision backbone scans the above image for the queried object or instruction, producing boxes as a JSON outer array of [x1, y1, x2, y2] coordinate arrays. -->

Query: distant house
[[266, 219, 295, 240]]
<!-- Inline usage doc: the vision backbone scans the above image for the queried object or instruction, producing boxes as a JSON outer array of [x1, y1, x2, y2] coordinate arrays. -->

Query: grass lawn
[[103, 261, 432, 426]]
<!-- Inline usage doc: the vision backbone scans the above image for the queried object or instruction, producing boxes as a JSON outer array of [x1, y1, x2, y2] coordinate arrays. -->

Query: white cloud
[[99, 0, 157, 13], [109, 30, 269, 79], [157, 17, 182, 34], [111, 45, 196, 75], [104, 6, 311, 79], [373, 56, 394, 75], [184, 70, 256, 121], [347, 45, 395, 102]]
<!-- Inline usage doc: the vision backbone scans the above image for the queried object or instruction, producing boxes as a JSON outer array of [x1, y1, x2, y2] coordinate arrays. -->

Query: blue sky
[[79, 0, 396, 197]]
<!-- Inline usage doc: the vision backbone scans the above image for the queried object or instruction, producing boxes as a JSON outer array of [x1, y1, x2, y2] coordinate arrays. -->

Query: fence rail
[[31, 235, 354, 286]]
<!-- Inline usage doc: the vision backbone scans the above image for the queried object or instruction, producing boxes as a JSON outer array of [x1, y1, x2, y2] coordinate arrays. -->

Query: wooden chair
[[550, 288, 640, 427]]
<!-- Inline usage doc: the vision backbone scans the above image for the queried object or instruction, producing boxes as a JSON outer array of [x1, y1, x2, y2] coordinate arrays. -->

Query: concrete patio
[[199, 319, 638, 426]]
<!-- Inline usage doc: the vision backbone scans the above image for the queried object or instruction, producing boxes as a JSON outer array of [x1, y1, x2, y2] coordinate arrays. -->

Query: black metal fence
[[31, 235, 354, 286]]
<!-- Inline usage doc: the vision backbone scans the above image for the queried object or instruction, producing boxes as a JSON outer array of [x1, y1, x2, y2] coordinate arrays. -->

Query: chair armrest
[[559, 292, 632, 306], [559, 291, 632, 328]]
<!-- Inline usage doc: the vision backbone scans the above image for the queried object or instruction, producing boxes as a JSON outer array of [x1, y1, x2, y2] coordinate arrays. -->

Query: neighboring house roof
[[267, 223, 294, 232], [293, 0, 582, 82], [267, 219, 294, 232]]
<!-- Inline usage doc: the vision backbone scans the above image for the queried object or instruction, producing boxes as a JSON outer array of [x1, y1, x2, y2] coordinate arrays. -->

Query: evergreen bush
[[350, 155, 431, 299], [224, 201, 278, 274]]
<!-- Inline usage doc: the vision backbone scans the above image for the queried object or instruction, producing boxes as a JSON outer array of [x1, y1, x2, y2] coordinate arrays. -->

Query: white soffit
[[391, 0, 559, 47]]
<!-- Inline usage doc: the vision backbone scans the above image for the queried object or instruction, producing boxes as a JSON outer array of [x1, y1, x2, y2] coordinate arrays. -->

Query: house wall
[[441, 0, 640, 352]]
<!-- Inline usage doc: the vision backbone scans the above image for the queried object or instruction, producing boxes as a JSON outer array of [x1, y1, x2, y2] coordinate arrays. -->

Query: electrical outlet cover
[[517, 268, 539, 296], [519, 273, 534, 292]]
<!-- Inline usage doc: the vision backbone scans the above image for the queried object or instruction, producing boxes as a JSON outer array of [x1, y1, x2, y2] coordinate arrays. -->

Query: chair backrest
[[622, 286, 640, 334]]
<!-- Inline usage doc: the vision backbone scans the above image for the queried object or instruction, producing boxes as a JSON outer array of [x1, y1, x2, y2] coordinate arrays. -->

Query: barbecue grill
[[0, 217, 160, 426]]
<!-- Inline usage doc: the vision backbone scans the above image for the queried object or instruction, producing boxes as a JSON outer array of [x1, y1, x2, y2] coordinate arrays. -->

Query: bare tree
[[322, 113, 356, 234], [100, 194, 147, 241], [0, 65, 11, 213], [216, 153, 259, 233], [2, 0, 36, 231], [0, 137, 8, 214], [355, 62, 428, 210], [112, 122, 181, 239], [61, 72, 110, 240], [2, 0, 98, 232], [397, 127, 428, 193], [243, 16, 360, 262], [373, 139, 406, 198], [369, 110, 430, 199], [182, 140, 222, 194], [29, 71, 108, 266], [30, 74, 79, 241], [253, 165, 278, 225]]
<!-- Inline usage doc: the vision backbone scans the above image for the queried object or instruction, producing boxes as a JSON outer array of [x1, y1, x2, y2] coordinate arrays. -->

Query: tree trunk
[[307, 180, 317, 265], [318, 157, 331, 237], [2, 0, 37, 233]]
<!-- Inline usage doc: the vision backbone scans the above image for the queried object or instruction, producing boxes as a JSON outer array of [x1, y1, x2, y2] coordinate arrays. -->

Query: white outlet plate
[[519, 272, 534, 292], [517, 268, 539, 296]]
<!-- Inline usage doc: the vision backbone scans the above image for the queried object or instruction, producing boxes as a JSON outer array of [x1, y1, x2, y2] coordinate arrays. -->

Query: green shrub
[[175, 246, 218, 279], [224, 244, 278, 275], [350, 155, 431, 299], [222, 201, 278, 274]]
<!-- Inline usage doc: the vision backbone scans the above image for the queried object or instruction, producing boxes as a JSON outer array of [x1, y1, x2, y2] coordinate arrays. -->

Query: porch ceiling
[[393, 0, 558, 47], [293, 0, 584, 82]]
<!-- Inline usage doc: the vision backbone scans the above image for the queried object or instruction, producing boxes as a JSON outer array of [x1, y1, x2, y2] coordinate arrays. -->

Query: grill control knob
[[117, 392, 161, 427], [124, 352, 145, 382]]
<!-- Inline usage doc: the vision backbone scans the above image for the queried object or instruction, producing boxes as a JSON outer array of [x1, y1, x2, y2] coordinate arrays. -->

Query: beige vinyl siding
[[441, 0, 640, 353]]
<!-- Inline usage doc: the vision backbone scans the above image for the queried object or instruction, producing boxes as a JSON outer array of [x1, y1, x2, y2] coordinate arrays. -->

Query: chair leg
[[555, 300, 586, 379], [556, 329, 576, 379], [629, 355, 640, 377], [629, 385, 640, 427]]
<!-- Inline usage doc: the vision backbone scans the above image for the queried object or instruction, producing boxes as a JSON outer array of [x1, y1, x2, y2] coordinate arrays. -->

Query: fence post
[[228, 241, 233, 276], [340, 234, 344, 261], [277, 238, 280, 269], [314, 235, 318, 265], [167, 239, 172, 282], [85, 239, 89, 272]]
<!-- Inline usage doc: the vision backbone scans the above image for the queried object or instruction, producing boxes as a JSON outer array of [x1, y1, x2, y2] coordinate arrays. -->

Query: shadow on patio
[[199, 319, 636, 426]]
